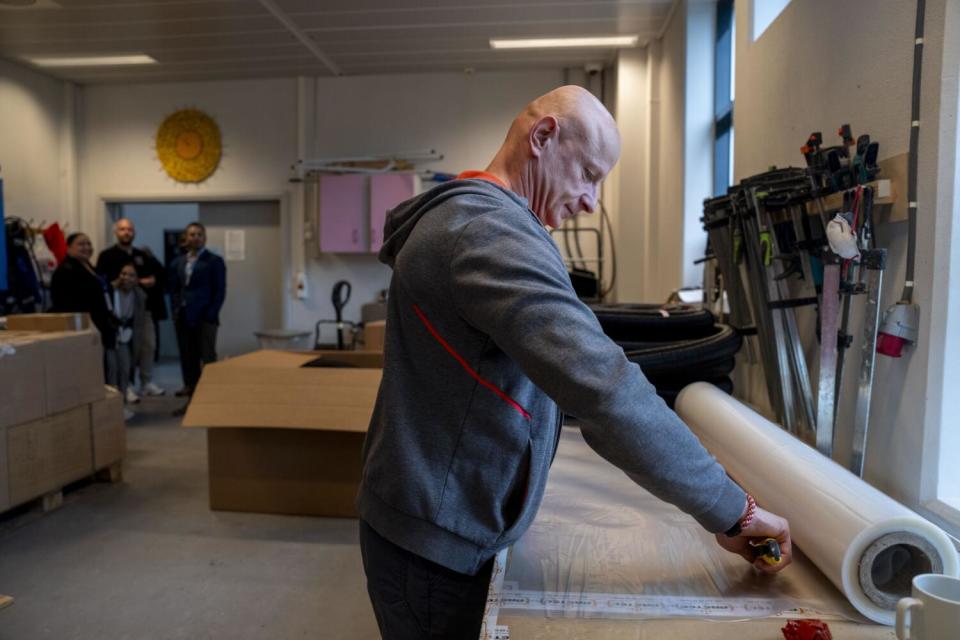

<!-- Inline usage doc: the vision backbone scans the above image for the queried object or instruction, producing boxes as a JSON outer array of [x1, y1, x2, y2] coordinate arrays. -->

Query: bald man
[[357, 86, 792, 639], [97, 219, 168, 399]]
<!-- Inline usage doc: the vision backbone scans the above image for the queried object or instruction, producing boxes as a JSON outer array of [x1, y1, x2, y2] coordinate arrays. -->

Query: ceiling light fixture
[[490, 35, 639, 50], [25, 54, 157, 67]]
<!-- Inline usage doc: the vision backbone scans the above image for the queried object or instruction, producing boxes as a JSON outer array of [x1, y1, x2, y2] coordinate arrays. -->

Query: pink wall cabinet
[[319, 174, 367, 253], [369, 173, 418, 253]]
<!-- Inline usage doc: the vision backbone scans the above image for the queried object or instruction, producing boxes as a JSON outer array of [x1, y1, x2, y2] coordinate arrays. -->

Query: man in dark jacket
[[167, 222, 225, 404], [357, 86, 794, 640], [97, 218, 168, 401]]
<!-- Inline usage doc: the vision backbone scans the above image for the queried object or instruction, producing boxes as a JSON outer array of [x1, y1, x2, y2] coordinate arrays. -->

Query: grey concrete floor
[[0, 362, 380, 640]]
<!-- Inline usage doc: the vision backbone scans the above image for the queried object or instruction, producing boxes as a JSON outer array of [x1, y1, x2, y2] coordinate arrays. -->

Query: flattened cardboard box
[[4, 312, 90, 332], [0, 335, 46, 429], [36, 330, 104, 415], [0, 328, 103, 417], [0, 405, 8, 511], [6, 406, 93, 507], [90, 386, 125, 470], [303, 349, 383, 369], [182, 350, 382, 517]]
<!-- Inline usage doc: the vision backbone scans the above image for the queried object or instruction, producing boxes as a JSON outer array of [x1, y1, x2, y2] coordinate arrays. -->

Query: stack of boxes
[[0, 313, 125, 513]]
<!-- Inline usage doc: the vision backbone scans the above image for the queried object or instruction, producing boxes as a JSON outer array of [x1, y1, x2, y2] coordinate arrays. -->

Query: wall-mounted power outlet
[[294, 271, 309, 299]]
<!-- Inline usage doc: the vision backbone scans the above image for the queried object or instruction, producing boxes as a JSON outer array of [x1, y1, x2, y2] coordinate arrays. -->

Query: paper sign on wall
[[225, 229, 245, 261]]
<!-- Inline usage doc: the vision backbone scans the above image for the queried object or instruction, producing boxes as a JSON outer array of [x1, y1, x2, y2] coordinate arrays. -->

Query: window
[[916, 56, 960, 539], [925, 64, 960, 536], [713, 0, 734, 196], [752, 0, 792, 41]]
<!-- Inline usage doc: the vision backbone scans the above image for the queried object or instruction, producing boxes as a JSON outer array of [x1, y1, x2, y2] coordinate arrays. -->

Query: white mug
[[895, 573, 960, 639]]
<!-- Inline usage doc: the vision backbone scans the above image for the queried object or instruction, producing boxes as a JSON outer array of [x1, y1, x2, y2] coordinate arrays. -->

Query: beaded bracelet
[[724, 493, 757, 537]]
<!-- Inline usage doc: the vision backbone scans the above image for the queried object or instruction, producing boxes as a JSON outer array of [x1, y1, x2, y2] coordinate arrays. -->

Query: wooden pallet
[[94, 461, 123, 485], [5, 461, 123, 518]]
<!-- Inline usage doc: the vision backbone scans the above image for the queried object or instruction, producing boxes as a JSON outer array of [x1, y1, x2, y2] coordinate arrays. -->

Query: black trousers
[[174, 316, 218, 391], [359, 519, 494, 640]]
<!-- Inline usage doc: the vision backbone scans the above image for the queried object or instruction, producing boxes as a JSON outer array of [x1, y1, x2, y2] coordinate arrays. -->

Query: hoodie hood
[[378, 178, 531, 268]]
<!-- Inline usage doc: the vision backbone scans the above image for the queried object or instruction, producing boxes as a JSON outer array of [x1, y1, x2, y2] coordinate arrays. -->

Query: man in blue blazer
[[168, 222, 226, 405]]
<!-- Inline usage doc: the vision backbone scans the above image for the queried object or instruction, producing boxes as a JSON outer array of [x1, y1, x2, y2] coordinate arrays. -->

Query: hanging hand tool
[[850, 248, 887, 477], [826, 124, 857, 190], [759, 231, 773, 266], [331, 280, 352, 350], [800, 131, 823, 169], [853, 134, 868, 185], [816, 251, 842, 455], [859, 186, 875, 247]]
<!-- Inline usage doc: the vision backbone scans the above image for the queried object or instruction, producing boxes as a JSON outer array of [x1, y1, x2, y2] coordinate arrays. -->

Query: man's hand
[[715, 505, 793, 574], [139, 275, 156, 288]]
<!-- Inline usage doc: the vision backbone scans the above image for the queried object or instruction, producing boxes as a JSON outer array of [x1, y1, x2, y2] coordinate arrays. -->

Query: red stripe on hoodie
[[412, 303, 531, 421]]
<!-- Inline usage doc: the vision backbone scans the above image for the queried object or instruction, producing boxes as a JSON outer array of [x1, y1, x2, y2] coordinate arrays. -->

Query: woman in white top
[[109, 263, 147, 415]]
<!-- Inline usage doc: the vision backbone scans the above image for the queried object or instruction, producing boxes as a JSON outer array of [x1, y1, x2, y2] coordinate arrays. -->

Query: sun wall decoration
[[155, 108, 222, 183]]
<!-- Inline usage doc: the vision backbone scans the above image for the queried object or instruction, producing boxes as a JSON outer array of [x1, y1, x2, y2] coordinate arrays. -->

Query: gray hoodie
[[357, 178, 746, 575]]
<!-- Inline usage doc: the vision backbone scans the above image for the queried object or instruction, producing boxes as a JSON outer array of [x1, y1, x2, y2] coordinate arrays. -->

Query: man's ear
[[528, 116, 559, 158]]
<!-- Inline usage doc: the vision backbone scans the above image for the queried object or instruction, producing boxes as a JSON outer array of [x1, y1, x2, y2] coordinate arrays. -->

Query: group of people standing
[[48, 218, 226, 418]]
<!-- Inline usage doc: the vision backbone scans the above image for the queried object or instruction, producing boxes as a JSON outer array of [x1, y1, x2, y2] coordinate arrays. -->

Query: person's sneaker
[[141, 382, 165, 397], [123, 407, 135, 421], [174, 387, 193, 397], [125, 388, 140, 404]]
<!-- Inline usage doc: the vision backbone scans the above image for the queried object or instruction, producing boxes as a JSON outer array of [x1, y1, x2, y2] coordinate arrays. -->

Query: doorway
[[196, 201, 282, 357], [107, 200, 282, 363]]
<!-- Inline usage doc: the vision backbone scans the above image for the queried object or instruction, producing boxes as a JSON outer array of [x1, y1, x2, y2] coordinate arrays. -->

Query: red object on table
[[782, 619, 833, 640]]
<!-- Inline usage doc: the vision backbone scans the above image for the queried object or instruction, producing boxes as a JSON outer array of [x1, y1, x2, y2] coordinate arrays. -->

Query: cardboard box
[[363, 320, 386, 351], [304, 349, 384, 369], [182, 350, 382, 517], [0, 335, 46, 429], [4, 312, 90, 332], [36, 330, 104, 415], [206, 428, 366, 517], [0, 410, 8, 511], [90, 386, 125, 470], [6, 406, 93, 507], [0, 329, 103, 424]]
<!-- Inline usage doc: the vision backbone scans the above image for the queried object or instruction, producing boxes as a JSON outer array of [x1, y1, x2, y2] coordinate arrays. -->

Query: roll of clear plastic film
[[675, 382, 959, 625]]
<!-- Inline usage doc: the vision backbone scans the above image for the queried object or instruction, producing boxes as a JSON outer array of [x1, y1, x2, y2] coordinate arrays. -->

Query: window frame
[[713, 0, 735, 197]]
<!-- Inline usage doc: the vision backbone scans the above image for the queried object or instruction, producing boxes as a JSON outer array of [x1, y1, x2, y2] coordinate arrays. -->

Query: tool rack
[[701, 144, 902, 474]]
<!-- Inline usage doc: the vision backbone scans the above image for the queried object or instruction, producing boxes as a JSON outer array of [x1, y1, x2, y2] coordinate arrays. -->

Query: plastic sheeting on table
[[675, 382, 959, 625], [494, 426, 861, 625]]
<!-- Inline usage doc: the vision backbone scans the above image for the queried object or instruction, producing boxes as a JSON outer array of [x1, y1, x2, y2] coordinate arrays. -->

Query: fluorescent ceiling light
[[490, 35, 639, 49], [25, 54, 157, 67]]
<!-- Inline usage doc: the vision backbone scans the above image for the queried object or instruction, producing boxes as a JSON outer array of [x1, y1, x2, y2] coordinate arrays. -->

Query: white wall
[[610, 47, 651, 303], [78, 70, 565, 333], [79, 76, 297, 237], [0, 59, 74, 227], [79, 76, 299, 333], [735, 0, 953, 512], [650, 5, 687, 302], [287, 69, 566, 331], [610, 0, 713, 303]]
